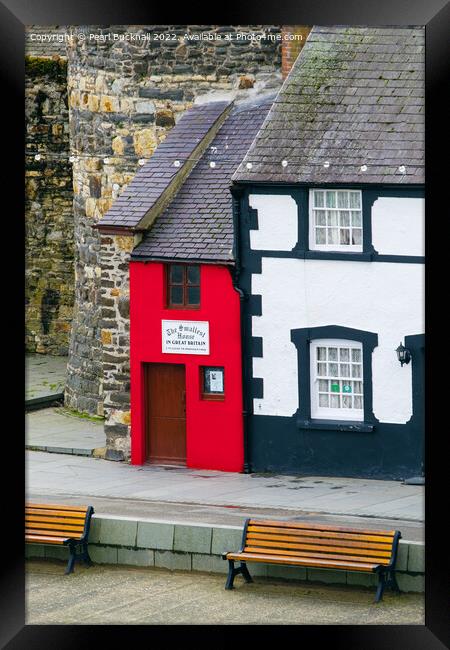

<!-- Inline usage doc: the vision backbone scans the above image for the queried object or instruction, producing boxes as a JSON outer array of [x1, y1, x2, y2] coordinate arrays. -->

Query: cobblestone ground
[[26, 560, 424, 625]]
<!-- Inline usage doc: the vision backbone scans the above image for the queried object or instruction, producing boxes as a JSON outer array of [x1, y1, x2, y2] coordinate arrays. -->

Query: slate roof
[[99, 101, 231, 228], [131, 95, 273, 263], [233, 26, 424, 185]]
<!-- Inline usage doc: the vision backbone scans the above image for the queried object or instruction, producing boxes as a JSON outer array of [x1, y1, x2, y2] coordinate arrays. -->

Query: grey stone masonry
[[63, 25, 283, 425]]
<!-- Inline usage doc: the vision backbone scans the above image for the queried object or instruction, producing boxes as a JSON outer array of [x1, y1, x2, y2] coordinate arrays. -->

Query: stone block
[[397, 573, 425, 593], [89, 517, 101, 544], [346, 571, 378, 587], [136, 521, 174, 550], [25, 544, 46, 559], [118, 548, 155, 567], [99, 518, 137, 547], [306, 567, 347, 585], [90, 545, 118, 565], [192, 554, 228, 574], [44, 545, 69, 561], [154, 550, 192, 571], [407, 542, 425, 573], [173, 525, 212, 554], [211, 527, 242, 556], [396, 541, 409, 572], [266, 564, 307, 582]]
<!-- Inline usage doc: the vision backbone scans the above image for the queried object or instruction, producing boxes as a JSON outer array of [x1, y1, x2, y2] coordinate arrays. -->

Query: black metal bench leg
[[225, 560, 237, 590], [240, 562, 253, 584], [375, 572, 386, 603], [65, 544, 76, 575]]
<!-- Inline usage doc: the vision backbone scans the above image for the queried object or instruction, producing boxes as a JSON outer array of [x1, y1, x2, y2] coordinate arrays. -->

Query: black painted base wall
[[249, 415, 423, 480]]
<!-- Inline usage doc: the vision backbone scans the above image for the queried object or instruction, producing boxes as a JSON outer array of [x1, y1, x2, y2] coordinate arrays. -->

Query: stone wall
[[25, 55, 74, 355], [64, 25, 284, 457]]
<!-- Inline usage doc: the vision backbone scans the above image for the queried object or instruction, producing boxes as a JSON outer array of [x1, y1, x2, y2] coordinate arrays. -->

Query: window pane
[[328, 210, 338, 226], [319, 394, 329, 407], [326, 191, 336, 208], [354, 396, 363, 409], [354, 381, 363, 394], [328, 228, 339, 244], [328, 347, 338, 361], [317, 363, 327, 376], [351, 364, 361, 378], [328, 363, 339, 377], [337, 192, 348, 208], [318, 379, 328, 391], [316, 228, 326, 244], [349, 191, 361, 208], [187, 265, 200, 285], [315, 210, 326, 226], [351, 211, 362, 227], [187, 286, 200, 305], [314, 191, 324, 208], [170, 286, 183, 304], [352, 348, 361, 362], [342, 396, 352, 409], [340, 229, 350, 245], [330, 394, 340, 408], [340, 363, 350, 377], [170, 265, 183, 284], [352, 229, 362, 245], [339, 348, 349, 361], [317, 347, 327, 361], [340, 211, 350, 227]]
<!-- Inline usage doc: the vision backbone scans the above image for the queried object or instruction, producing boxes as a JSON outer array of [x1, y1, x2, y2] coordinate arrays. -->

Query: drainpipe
[[230, 184, 251, 474]]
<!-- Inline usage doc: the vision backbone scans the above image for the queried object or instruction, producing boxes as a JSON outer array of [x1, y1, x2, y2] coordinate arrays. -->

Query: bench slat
[[26, 528, 83, 539], [248, 519, 396, 537], [243, 545, 391, 565], [26, 515, 88, 526], [26, 508, 88, 519], [243, 540, 392, 560], [228, 552, 378, 572], [246, 531, 393, 551], [25, 534, 69, 544], [26, 503, 89, 512], [26, 522, 85, 534], [247, 525, 394, 545]]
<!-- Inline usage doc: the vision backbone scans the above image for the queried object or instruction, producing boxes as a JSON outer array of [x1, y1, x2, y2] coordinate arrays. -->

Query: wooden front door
[[145, 363, 186, 465]]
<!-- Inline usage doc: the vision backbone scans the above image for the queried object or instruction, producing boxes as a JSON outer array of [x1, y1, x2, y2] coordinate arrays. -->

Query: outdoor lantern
[[396, 342, 411, 367]]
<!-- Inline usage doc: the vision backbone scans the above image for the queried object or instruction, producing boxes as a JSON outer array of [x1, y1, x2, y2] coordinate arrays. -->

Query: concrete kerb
[[25, 514, 425, 593]]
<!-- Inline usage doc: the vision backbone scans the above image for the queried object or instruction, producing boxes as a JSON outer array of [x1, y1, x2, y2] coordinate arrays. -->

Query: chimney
[[281, 26, 311, 79]]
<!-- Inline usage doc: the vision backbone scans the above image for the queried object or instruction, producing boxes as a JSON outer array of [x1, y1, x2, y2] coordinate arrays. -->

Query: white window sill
[[296, 418, 375, 433]]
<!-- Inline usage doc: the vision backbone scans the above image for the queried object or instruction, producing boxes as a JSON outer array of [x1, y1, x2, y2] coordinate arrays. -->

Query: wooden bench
[[222, 518, 402, 602], [25, 502, 95, 575]]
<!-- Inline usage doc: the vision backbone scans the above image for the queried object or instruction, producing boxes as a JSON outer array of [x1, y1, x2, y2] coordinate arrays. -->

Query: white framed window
[[310, 339, 364, 421], [309, 189, 363, 252]]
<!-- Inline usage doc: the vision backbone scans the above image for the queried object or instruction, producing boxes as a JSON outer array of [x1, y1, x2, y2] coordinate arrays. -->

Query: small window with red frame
[[167, 264, 200, 309]]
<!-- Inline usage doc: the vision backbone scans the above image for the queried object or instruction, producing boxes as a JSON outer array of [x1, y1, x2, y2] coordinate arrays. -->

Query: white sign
[[162, 320, 210, 355], [208, 369, 223, 393]]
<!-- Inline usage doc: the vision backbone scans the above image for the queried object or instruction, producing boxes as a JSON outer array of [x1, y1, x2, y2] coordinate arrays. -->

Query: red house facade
[[98, 96, 271, 471]]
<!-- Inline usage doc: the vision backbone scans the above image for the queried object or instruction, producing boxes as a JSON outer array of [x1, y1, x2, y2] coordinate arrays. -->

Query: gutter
[[230, 184, 251, 474]]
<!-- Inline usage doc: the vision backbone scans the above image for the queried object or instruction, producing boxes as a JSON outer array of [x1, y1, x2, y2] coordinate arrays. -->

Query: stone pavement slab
[[25, 560, 424, 625], [26, 407, 106, 455], [25, 354, 68, 401]]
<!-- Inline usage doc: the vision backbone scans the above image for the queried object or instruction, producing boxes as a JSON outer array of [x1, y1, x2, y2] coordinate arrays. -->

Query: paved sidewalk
[[26, 560, 424, 625], [25, 354, 67, 401], [26, 450, 424, 540], [26, 408, 106, 456]]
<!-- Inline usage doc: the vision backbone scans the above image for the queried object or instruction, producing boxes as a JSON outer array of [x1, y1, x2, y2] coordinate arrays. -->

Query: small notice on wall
[[162, 320, 210, 355]]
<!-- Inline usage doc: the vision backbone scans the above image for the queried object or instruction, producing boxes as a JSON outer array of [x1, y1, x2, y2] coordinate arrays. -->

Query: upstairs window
[[309, 189, 363, 252], [310, 339, 364, 421], [166, 264, 200, 309]]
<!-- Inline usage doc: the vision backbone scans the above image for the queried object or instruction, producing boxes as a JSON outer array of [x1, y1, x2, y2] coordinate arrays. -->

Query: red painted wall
[[129, 261, 244, 472]]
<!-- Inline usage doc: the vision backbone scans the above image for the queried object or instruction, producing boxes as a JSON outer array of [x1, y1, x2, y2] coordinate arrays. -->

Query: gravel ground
[[26, 559, 424, 626]]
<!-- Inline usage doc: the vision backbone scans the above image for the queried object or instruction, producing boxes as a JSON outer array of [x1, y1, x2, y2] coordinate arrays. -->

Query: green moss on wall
[[25, 56, 67, 82]]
